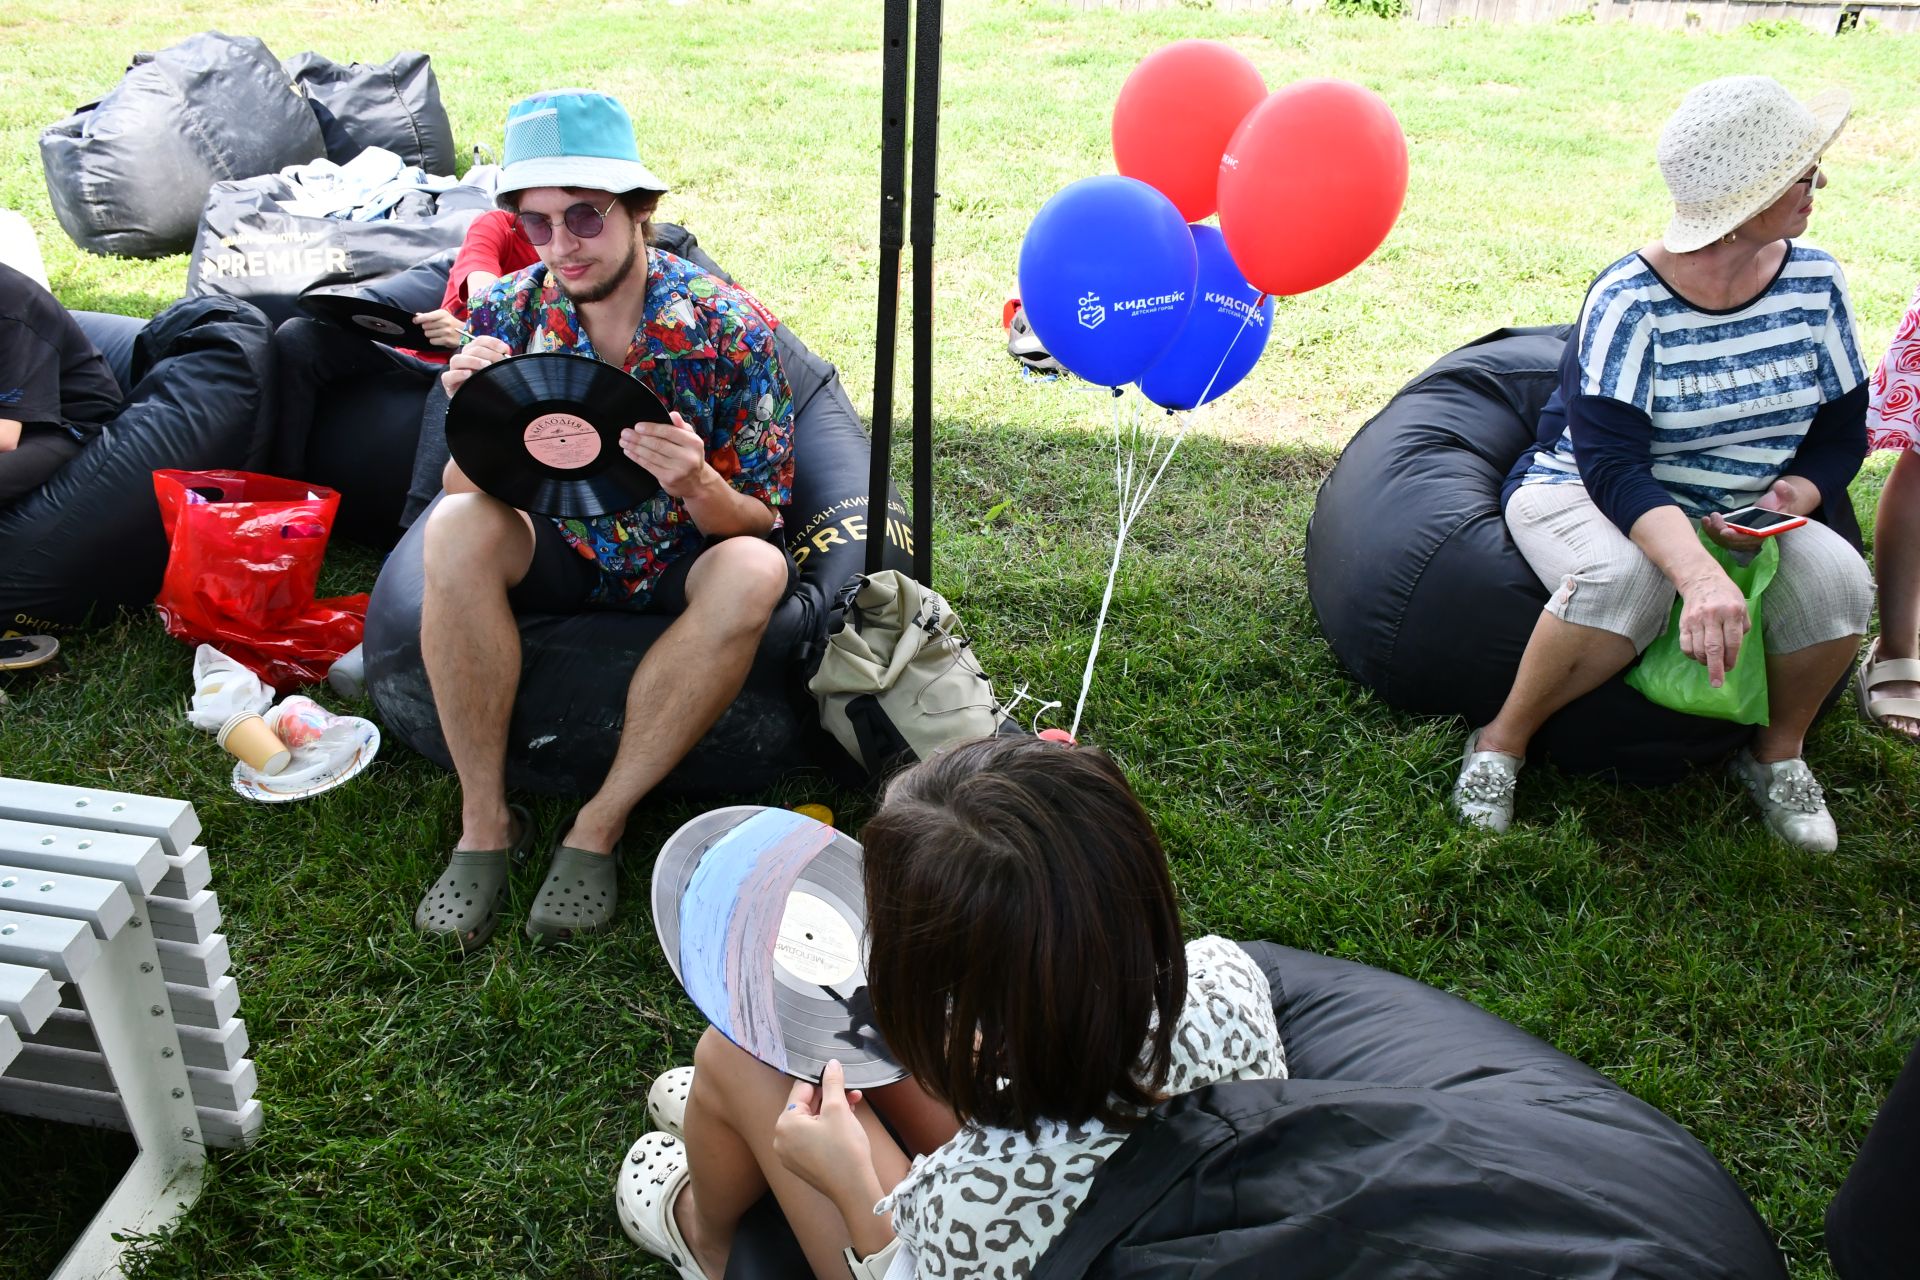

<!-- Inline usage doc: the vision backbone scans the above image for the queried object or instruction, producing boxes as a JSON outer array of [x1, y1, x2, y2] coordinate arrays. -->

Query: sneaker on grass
[[1729, 749, 1837, 853], [1451, 728, 1522, 834]]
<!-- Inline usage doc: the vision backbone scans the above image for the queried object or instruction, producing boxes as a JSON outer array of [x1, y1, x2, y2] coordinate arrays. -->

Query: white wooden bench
[[0, 777, 260, 1279]]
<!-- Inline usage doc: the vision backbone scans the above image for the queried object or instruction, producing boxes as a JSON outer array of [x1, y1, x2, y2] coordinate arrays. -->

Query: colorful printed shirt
[[465, 250, 795, 608]]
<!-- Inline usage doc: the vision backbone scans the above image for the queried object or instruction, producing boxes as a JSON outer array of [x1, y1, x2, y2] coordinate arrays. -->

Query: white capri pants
[[1506, 481, 1874, 655]]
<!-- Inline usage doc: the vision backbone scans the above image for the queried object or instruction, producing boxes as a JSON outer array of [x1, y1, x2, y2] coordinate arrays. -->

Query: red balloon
[[1217, 79, 1409, 297], [1112, 41, 1267, 223]]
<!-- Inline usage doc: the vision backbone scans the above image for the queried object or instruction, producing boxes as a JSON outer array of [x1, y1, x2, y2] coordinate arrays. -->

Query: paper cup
[[219, 712, 291, 776]]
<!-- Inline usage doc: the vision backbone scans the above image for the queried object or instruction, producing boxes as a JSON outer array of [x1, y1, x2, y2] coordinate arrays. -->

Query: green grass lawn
[[2, 2, 1917, 1276]]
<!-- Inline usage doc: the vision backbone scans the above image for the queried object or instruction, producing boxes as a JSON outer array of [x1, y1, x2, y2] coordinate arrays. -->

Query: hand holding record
[[620, 415, 709, 498], [774, 1061, 882, 1212], [414, 309, 470, 350], [441, 335, 513, 398]]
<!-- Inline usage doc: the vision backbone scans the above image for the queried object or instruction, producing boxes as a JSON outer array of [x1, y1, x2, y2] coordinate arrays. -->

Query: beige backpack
[[807, 571, 1016, 774]]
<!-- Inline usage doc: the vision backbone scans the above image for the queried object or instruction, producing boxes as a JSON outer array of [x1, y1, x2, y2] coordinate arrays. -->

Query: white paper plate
[[231, 718, 381, 803]]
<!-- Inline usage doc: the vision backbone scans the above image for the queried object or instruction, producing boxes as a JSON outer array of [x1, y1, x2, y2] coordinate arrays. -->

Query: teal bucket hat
[[496, 89, 669, 204]]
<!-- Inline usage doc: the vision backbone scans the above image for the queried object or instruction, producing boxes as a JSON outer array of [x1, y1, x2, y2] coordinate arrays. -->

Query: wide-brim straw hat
[[1657, 76, 1849, 253]]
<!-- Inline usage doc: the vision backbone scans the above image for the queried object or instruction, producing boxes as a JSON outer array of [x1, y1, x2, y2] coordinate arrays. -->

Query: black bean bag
[[1038, 942, 1787, 1278], [725, 942, 1786, 1280], [0, 297, 275, 635], [282, 50, 456, 176], [39, 32, 326, 259], [1304, 326, 1861, 785], [362, 319, 913, 796]]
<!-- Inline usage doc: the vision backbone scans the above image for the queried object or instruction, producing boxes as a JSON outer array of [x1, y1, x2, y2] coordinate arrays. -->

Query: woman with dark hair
[[617, 736, 1284, 1279]]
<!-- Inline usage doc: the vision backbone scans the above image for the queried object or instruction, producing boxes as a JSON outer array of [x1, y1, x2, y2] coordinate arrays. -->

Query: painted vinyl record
[[298, 293, 437, 350], [443, 353, 666, 518], [653, 806, 904, 1088]]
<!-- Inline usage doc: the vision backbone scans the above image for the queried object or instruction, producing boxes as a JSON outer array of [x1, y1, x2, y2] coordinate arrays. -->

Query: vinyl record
[[443, 353, 666, 518], [653, 806, 904, 1088], [298, 293, 437, 350]]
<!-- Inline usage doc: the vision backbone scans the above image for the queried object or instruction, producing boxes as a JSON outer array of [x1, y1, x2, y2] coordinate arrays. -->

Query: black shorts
[[506, 519, 796, 615]]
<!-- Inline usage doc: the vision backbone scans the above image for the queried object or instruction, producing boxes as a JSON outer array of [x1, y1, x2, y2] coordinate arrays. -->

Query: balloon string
[[1123, 296, 1264, 526], [1072, 299, 1267, 738], [1072, 450, 1135, 741], [1072, 395, 1143, 739], [1192, 293, 1266, 413]]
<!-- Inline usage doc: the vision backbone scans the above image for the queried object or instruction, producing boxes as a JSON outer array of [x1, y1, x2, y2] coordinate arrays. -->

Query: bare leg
[[1477, 612, 1639, 758], [1872, 447, 1920, 738], [868, 1077, 961, 1156], [420, 492, 536, 849], [563, 536, 792, 854], [676, 1028, 922, 1280], [1752, 634, 1863, 762]]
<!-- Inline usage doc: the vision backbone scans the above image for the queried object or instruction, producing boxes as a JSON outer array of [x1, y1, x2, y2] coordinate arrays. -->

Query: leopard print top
[[871, 936, 1284, 1279]]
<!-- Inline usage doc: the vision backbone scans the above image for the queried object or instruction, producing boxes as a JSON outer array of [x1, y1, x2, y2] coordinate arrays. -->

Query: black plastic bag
[[186, 174, 483, 328], [283, 51, 456, 175], [39, 32, 325, 259]]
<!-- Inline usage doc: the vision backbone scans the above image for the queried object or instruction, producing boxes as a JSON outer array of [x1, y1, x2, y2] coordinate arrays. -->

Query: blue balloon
[[1017, 176, 1197, 389], [1138, 224, 1274, 411]]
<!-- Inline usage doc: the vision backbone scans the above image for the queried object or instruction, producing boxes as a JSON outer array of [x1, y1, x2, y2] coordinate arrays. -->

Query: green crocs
[[415, 804, 534, 953], [525, 837, 622, 942]]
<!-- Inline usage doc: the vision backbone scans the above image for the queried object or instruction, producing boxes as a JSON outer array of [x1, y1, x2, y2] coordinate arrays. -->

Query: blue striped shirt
[[1516, 245, 1866, 517]]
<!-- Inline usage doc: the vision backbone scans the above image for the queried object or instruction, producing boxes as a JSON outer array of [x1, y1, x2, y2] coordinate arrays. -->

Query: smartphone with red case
[[1716, 505, 1808, 538]]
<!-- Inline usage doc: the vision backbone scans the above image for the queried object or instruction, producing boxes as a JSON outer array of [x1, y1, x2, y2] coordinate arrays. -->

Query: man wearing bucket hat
[[1454, 76, 1872, 852], [416, 89, 796, 950]]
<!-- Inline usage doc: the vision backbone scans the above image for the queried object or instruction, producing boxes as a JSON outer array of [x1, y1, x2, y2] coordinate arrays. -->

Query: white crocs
[[1451, 728, 1523, 833], [614, 1131, 707, 1280], [648, 1066, 694, 1140], [1729, 749, 1837, 853]]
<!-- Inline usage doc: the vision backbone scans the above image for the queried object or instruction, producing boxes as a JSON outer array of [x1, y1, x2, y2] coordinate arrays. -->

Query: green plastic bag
[[1624, 529, 1778, 725]]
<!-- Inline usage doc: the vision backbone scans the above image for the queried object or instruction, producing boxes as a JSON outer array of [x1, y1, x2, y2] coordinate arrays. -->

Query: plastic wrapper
[[186, 644, 273, 732]]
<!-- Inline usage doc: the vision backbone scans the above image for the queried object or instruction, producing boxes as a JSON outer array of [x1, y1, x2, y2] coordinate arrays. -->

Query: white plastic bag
[[187, 645, 272, 733]]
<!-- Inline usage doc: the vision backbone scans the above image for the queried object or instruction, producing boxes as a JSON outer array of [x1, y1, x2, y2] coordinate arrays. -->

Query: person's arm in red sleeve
[[438, 212, 524, 318], [418, 212, 542, 351]]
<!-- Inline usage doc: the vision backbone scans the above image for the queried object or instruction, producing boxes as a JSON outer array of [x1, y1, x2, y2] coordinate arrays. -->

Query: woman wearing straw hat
[[1452, 76, 1872, 852]]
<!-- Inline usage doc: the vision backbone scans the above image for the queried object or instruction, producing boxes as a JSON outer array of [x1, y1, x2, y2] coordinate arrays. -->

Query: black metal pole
[[866, 0, 911, 577], [908, 0, 943, 588], [865, 1, 912, 577]]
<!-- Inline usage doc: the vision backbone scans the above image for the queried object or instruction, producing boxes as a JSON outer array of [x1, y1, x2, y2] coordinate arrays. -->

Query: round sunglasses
[[514, 196, 620, 247]]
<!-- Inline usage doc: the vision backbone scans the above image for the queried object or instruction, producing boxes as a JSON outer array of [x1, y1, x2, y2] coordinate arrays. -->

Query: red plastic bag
[[152, 470, 368, 692]]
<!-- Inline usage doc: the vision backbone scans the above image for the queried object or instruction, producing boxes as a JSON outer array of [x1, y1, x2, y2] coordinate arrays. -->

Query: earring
[[1720, 231, 1738, 244]]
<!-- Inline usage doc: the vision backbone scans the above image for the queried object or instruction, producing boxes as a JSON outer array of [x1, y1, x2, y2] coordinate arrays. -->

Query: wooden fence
[[1068, 0, 1920, 31]]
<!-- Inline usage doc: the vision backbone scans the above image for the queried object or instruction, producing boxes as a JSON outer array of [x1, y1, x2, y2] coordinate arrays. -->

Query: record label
[[524, 413, 601, 469], [775, 892, 860, 988], [352, 314, 407, 337]]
